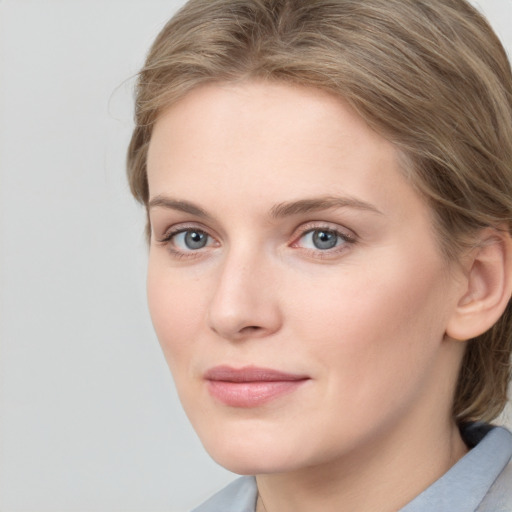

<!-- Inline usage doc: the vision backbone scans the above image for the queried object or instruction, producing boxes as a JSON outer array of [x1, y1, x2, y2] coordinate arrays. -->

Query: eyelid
[[154, 222, 220, 260], [289, 221, 358, 259], [155, 222, 216, 243], [290, 221, 357, 244]]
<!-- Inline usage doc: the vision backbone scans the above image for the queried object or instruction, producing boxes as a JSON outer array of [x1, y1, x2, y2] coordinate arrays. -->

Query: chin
[[199, 429, 306, 475], [208, 448, 298, 476]]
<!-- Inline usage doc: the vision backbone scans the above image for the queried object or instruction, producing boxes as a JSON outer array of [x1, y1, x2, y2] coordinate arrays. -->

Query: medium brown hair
[[127, 0, 512, 423]]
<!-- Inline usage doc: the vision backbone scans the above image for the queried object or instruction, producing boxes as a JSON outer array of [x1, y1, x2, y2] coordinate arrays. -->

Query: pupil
[[185, 231, 207, 249], [313, 230, 337, 250]]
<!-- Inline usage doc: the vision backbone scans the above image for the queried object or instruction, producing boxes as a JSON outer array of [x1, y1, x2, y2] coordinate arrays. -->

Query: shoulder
[[191, 476, 258, 512], [400, 424, 512, 512], [476, 427, 512, 511]]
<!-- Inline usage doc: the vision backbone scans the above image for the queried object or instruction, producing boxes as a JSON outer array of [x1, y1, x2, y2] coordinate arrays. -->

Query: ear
[[446, 228, 512, 341]]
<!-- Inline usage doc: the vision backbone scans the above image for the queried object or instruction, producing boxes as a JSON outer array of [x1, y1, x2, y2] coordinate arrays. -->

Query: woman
[[127, 0, 512, 510]]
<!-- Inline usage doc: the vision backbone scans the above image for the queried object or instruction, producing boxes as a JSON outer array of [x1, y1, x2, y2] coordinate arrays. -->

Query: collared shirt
[[191, 424, 512, 512]]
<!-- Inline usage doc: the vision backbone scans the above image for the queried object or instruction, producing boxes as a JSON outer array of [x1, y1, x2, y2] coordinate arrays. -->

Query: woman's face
[[146, 82, 466, 474]]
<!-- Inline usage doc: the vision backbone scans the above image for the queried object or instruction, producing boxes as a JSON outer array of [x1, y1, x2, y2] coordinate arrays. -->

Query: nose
[[207, 248, 282, 341]]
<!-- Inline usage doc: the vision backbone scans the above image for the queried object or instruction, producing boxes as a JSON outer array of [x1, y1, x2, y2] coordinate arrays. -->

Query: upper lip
[[204, 365, 310, 382]]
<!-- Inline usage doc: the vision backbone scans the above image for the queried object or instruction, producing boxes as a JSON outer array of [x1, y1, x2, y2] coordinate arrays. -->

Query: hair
[[127, 0, 512, 423]]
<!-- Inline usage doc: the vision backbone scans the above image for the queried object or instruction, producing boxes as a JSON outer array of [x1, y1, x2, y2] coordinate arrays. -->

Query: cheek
[[278, 262, 453, 444], [286, 254, 452, 381], [146, 259, 208, 369]]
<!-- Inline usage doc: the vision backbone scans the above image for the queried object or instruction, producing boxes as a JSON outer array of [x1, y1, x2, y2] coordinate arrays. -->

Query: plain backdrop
[[0, 1, 511, 511]]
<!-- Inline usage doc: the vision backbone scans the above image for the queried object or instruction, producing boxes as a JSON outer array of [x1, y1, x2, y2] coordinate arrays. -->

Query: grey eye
[[172, 230, 211, 250], [295, 225, 355, 254], [184, 230, 208, 249], [312, 230, 339, 250]]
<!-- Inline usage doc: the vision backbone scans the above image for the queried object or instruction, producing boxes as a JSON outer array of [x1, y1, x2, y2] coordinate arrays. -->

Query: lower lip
[[207, 380, 308, 407]]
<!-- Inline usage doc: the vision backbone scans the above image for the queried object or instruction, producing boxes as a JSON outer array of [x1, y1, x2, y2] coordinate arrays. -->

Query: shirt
[[191, 424, 512, 512]]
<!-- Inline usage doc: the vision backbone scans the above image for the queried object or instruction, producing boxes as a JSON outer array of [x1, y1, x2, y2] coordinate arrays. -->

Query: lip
[[204, 365, 310, 407]]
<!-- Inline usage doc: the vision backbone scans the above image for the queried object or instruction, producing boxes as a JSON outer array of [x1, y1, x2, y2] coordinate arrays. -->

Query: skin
[[146, 81, 469, 512]]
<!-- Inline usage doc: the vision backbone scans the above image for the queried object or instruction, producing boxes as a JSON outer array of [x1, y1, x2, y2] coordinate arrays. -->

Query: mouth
[[204, 365, 310, 408]]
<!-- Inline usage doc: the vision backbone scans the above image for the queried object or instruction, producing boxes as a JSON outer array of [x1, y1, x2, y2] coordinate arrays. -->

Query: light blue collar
[[191, 425, 512, 512]]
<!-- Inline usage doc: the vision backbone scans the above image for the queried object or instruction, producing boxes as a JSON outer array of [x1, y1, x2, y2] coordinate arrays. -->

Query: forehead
[[147, 81, 402, 203], [149, 80, 390, 150]]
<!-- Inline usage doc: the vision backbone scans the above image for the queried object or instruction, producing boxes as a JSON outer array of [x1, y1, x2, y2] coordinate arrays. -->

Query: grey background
[[0, 1, 511, 511]]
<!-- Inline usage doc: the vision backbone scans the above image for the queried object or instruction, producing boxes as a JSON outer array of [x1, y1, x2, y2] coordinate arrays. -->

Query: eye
[[293, 226, 355, 253], [305, 229, 340, 250], [174, 230, 211, 250], [157, 227, 218, 256], [170, 229, 215, 251]]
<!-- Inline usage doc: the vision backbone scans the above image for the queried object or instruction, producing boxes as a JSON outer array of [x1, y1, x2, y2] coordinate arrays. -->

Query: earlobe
[[446, 228, 512, 341]]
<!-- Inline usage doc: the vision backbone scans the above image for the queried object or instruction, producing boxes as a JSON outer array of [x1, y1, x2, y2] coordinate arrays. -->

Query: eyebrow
[[148, 196, 209, 217], [147, 194, 382, 219], [269, 196, 382, 218]]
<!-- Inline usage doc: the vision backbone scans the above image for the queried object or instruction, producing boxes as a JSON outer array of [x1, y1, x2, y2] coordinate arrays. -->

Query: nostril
[[242, 326, 261, 332], [235, 325, 265, 337]]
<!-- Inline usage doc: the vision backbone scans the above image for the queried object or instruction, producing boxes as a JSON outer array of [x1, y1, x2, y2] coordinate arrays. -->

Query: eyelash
[[156, 223, 357, 260], [156, 225, 216, 259], [290, 223, 357, 258]]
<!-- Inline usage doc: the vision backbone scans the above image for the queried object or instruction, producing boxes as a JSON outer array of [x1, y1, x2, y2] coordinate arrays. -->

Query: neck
[[256, 417, 467, 512]]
